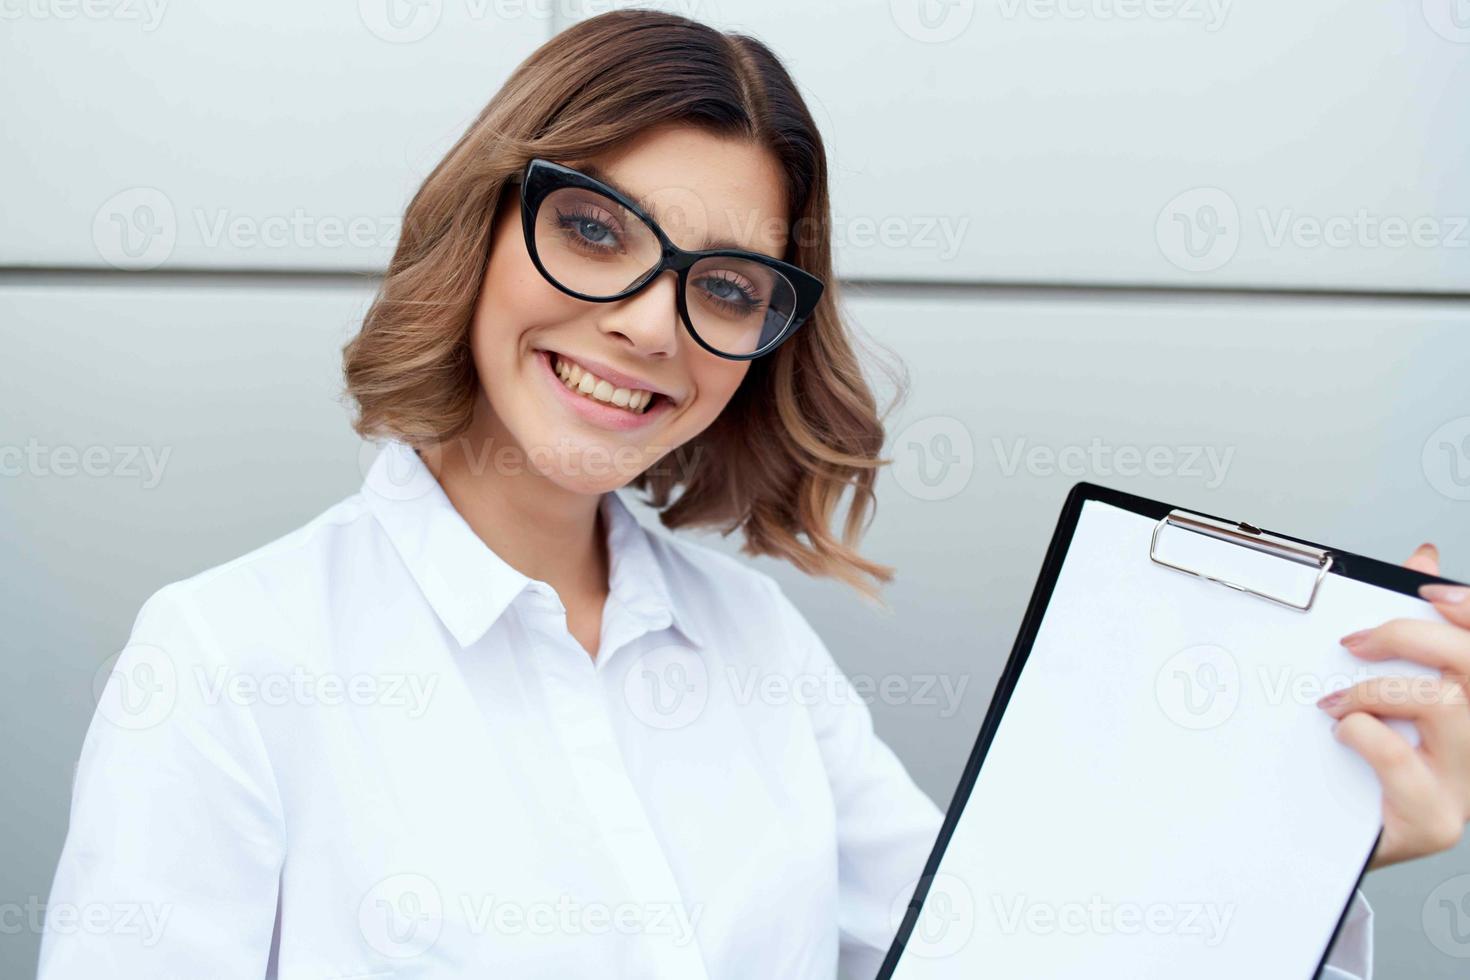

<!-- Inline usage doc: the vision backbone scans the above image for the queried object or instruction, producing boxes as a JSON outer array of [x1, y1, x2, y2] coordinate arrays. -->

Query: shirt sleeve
[[38, 584, 286, 979], [764, 577, 944, 980], [1319, 889, 1374, 980]]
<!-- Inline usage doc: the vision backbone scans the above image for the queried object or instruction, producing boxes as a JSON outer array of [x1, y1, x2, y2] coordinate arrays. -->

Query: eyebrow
[[577, 163, 780, 258]]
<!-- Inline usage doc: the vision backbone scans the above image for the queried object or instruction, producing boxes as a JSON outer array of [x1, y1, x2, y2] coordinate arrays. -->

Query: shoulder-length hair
[[342, 8, 904, 599]]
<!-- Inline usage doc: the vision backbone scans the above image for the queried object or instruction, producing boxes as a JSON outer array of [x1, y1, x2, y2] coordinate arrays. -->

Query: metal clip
[[1148, 509, 1334, 612]]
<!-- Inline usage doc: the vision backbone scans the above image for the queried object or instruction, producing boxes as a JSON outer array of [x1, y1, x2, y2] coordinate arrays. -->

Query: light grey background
[[3, 1, 1468, 976]]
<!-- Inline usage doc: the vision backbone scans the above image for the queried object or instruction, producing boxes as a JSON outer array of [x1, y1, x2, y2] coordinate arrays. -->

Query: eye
[[554, 205, 624, 254], [695, 270, 763, 314]]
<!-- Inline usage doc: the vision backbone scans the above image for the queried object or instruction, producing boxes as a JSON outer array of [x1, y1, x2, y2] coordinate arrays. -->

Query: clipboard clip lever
[[1149, 509, 1334, 612]]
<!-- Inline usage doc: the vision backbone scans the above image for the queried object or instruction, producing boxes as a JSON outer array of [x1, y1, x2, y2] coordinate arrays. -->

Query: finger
[[1420, 583, 1470, 630], [1319, 675, 1469, 720], [1341, 618, 1470, 677], [1319, 677, 1470, 784], [1404, 542, 1441, 576], [1335, 712, 1468, 867], [1333, 711, 1442, 807]]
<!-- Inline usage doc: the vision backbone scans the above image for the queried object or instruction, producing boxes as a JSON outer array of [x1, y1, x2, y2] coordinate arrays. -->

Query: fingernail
[[1340, 629, 1370, 649], [1420, 584, 1469, 605], [1317, 690, 1348, 710], [1416, 542, 1439, 558]]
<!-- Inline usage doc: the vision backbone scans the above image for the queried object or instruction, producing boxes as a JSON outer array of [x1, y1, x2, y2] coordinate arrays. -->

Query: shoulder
[[126, 491, 379, 666]]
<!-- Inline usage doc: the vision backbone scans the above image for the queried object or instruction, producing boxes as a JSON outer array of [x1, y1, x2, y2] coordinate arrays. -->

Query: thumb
[[1404, 541, 1440, 576], [1405, 543, 1468, 626], [1420, 581, 1470, 629]]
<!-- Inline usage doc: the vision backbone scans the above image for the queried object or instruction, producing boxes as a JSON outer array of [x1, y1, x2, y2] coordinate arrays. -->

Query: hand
[[1316, 542, 1470, 870]]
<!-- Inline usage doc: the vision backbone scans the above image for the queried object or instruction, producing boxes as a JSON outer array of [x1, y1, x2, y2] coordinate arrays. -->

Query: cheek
[[471, 246, 567, 373], [683, 357, 750, 428]]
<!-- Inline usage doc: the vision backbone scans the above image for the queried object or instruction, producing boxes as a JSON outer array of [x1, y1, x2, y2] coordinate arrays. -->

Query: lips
[[533, 349, 674, 432], [550, 352, 661, 414]]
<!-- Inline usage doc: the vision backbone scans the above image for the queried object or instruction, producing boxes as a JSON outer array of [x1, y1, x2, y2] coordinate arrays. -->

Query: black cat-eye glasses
[[507, 158, 824, 360]]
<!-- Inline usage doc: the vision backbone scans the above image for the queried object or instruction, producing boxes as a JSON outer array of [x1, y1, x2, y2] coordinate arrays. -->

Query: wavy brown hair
[[342, 9, 905, 599]]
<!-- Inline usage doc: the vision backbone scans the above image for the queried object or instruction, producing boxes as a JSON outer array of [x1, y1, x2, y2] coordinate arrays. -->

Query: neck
[[420, 400, 608, 604]]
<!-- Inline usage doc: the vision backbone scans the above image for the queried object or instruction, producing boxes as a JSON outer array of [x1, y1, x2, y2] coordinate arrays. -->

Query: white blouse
[[40, 439, 1374, 979]]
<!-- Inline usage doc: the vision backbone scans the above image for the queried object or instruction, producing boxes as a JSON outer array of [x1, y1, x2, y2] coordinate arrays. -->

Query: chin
[[534, 461, 637, 497], [513, 425, 660, 496]]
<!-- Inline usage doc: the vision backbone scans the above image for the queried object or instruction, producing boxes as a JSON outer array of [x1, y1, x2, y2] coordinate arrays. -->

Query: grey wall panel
[[8, 282, 1470, 975], [12, 2, 1465, 289], [4, 282, 1469, 974], [568, 1, 1470, 292], [1, 4, 549, 271]]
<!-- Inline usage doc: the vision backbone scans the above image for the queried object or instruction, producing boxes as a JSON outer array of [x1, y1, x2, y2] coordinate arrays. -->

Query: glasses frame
[[508, 157, 824, 361]]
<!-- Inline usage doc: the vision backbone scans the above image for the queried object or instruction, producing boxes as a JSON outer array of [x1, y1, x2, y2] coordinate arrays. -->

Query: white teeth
[[550, 353, 658, 414]]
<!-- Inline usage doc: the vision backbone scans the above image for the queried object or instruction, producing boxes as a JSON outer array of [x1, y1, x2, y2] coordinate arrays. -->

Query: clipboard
[[879, 483, 1464, 980]]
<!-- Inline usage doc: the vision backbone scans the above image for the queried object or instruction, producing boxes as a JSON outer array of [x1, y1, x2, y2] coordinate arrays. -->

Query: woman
[[39, 10, 1470, 979]]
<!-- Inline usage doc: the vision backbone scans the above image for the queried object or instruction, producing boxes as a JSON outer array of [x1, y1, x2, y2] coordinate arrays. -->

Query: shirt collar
[[360, 440, 703, 650], [599, 482, 705, 649]]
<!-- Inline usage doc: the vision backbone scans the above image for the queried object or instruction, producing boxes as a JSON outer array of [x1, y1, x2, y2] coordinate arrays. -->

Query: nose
[[596, 268, 681, 358]]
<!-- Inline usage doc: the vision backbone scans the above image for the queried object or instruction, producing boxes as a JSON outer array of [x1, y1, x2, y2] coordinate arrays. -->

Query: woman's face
[[467, 124, 791, 495]]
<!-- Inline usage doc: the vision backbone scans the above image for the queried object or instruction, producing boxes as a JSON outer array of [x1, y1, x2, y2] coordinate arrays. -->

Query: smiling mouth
[[549, 352, 665, 415]]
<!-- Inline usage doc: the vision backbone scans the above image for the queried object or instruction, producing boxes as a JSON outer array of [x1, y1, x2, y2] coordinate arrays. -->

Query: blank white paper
[[892, 499, 1444, 980]]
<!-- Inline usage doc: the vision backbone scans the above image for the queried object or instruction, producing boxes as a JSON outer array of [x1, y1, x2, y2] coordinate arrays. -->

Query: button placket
[[537, 624, 709, 979]]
